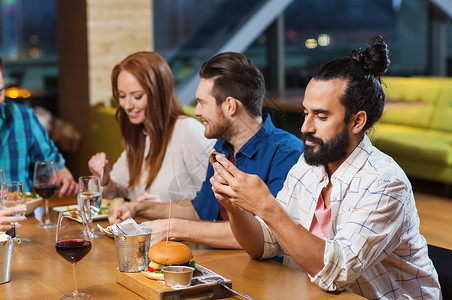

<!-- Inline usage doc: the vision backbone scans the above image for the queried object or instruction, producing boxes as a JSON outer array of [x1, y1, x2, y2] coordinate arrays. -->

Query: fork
[[216, 278, 256, 300]]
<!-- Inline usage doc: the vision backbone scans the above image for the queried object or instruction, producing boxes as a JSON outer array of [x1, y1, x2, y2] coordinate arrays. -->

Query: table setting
[[0, 168, 363, 299]]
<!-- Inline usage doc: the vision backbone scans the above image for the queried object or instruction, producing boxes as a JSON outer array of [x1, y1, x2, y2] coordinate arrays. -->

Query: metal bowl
[[162, 266, 194, 288]]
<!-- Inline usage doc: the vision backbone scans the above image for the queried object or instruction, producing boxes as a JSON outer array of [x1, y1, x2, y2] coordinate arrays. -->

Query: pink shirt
[[309, 191, 331, 239]]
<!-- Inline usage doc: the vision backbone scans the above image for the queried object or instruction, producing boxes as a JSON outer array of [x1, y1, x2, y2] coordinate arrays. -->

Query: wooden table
[[0, 197, 363, 299]]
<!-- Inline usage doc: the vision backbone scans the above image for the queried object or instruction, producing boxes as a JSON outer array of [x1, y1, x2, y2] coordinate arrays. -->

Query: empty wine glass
[[33, 160, 60, 228], [1, 181, 26, 226], [55, 209, 92, 299], [77, 176, 102, 239]]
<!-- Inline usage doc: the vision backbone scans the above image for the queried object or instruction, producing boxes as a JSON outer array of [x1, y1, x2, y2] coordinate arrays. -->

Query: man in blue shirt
[[0, 56, 77, 196], [108, 52, 303, 248]]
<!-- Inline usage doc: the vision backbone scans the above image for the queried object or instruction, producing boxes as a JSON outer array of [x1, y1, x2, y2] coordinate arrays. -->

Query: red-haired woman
[[88, 51, 214, 203]]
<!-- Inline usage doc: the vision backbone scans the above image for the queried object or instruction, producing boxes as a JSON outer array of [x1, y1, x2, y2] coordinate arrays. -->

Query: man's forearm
[[135, 200, 200, 221], [226, 205, 264, 257], [172, 219, 242, 249], [260, 200, 325, 276]]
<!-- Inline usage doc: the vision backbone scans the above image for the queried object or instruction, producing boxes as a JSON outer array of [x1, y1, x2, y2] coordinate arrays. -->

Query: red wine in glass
[[56, 239, 92, 263], [55, 209, 92, 300], [33, 184, 60, 199], [33, 160, 60, 228]]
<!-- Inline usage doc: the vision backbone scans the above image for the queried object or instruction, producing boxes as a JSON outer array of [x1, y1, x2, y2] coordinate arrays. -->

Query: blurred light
[[6, 88, 20, 99], [305, 38, 317, 49], [20, 89, 31, 98], [6, 87, 31, 99], [287, 29, 297, 40], [318, 34, 331, 46], [29, 47, 42, 58]]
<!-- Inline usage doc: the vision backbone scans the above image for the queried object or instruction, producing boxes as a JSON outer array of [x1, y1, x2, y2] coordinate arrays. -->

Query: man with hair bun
[[211, 36, 442, 299]]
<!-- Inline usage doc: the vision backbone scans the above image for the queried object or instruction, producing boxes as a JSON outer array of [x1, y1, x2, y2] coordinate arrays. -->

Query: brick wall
[[87, 0, 153, 106]]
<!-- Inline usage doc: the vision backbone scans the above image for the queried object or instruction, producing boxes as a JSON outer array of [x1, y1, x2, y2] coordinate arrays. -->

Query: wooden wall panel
[[57, 0, 153, 177], [56, 0, 91, 178]]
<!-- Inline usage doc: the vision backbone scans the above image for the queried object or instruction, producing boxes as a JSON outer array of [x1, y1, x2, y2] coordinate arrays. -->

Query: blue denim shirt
[[192, 114, 303, 221], [0, 100, 66, 190]]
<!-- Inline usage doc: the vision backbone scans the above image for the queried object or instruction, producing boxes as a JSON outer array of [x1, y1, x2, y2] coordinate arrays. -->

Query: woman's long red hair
[[111, 51, 186, 189]]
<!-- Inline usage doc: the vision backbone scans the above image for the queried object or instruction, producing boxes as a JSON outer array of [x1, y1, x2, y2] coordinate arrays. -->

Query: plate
[[53, 204, 108, 220], [25, 198, 43, 216], [24, 192, 43, 216]]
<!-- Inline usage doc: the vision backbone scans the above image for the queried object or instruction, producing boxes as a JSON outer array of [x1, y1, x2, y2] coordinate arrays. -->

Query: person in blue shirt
[[0, 56, 77, 197], [108, 52, 303, 249]]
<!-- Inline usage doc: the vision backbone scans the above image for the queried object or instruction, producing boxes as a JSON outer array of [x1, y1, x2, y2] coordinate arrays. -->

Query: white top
[[103, 116, 215, 202], [257, 135, 441, 299]]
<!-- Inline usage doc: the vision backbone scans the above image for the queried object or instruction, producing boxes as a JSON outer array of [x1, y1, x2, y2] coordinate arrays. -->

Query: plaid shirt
[[0, 100, 65, 191], [257, 135, 441, 299]]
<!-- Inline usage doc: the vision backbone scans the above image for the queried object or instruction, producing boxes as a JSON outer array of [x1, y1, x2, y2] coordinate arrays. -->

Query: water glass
[[1, 181, 26, 226], [77, 176, 102, 239]]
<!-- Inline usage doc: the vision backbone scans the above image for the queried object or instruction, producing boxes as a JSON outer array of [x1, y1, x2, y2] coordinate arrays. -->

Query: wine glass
[[77, 176, 102, 239], [55, 209, 92, 299], [1, 181, 26, 226], [33, 160, 60, 228]]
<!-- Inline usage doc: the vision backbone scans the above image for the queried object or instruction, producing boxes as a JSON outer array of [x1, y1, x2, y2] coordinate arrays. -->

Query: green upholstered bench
[[370, 77, 452, 186], [91, 106, 123, 163]]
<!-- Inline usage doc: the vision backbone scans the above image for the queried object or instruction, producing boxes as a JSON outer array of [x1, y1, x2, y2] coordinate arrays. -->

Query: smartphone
[[211, 152, 220, 163]]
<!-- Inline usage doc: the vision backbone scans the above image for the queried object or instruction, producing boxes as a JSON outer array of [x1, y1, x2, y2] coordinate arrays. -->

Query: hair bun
[[351, 35, 390, 78]]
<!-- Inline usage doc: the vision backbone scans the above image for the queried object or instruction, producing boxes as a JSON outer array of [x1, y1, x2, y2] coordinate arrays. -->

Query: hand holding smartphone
[[211, 152, 230, 166], [212, 152, 220, 163]]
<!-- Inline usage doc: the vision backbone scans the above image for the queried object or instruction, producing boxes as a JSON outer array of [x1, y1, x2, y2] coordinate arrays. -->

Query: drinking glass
[[55, 209, 92, 300], [33, 160, 60, 228], [1, 181, 26, 226], [0, 169, 5, 185], [77, 176, 102, 239]]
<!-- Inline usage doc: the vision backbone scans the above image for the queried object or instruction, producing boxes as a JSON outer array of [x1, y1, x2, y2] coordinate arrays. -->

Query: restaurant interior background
[[1, 0, 451, 188]]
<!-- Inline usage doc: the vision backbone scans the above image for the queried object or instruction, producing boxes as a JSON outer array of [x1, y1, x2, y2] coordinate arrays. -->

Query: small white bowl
[[162, 266, 194, 288], [25, 198, 43, 216]]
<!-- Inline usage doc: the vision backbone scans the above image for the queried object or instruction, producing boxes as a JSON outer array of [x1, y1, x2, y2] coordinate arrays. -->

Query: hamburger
[[143, 241, 194, 280]]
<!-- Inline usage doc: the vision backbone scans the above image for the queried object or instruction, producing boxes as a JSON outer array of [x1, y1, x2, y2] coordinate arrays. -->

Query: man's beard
[[301, 125, 350, 166], [204, 110, 233, 140]]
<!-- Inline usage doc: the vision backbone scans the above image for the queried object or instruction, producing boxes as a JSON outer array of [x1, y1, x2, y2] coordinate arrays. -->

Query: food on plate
[[102, 224, 115, 235], [57, 197, 124, 219], [5, 191, 40, 202], [25, 192, 42, 202], [143, 241, 195, 281], [69, 197, 125, 216], [99, 197, 124, 215]]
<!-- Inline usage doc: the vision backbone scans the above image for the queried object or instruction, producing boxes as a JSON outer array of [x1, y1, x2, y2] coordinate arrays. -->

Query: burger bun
[[148, 241, 193, 265]]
